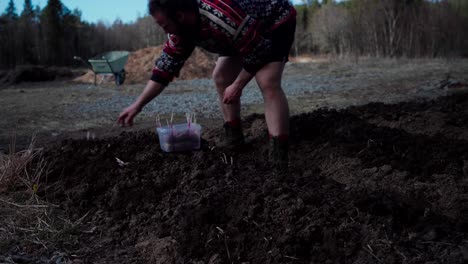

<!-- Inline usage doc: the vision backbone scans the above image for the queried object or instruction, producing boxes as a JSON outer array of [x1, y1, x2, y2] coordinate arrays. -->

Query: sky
[[0, 0, 149, 24], [1, 0, 304, 24]]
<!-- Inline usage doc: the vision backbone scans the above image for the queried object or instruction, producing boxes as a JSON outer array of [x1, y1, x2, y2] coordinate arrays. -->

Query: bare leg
[[255, 62, 289, 136], [212, 56, 243, 122]]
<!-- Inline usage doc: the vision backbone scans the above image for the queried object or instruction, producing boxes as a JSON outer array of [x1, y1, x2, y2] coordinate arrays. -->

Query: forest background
[[1, 0, 467, 69]]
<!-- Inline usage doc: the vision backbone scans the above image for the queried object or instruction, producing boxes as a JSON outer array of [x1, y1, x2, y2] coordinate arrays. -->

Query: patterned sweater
[[151, 0, 296, 86]]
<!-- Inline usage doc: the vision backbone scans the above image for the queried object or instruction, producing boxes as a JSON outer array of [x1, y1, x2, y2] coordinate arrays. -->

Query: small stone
[[380, 165, 393, 174], [209, 254, 222, 264], [461, 245, 468, 261]]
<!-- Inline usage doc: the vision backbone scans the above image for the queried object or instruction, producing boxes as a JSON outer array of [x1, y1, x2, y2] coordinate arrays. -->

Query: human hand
[[118, 103, 142, 127], [223, 84, 243, 104]]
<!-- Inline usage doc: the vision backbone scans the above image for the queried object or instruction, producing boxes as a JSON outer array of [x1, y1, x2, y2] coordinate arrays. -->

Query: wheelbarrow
[[74, 51, 130, 86]]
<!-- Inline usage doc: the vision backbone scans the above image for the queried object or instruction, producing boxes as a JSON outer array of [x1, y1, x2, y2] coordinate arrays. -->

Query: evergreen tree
[[21, 0, 35, 19], [1, 0, 18, 67], [4, 0, 18, 20], [62, 7, 84, 65], [41, 0, 64, 64], [19, 0, 40, 64]]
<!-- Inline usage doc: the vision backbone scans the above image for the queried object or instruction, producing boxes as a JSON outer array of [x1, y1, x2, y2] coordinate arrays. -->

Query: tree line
[[0, 0, 166, 69], [1, 0, 467, 69], [294, 0, 468, 57]]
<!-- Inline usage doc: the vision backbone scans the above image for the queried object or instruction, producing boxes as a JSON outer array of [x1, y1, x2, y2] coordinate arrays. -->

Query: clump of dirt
[[73, 46, 215, 85], [0, 65, 77, 87], [3, 94, 468, 263]]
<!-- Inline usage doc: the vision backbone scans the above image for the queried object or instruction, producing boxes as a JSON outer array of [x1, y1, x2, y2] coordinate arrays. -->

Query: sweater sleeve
[[151, 34, 195, 86]]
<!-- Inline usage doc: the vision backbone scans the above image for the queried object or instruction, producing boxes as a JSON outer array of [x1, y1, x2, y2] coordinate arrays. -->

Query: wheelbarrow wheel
[[115, 70, 126, 86]]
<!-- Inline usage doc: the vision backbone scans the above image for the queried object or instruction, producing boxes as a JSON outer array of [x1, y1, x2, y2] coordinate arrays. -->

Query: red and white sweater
[[151, 0, 296, 86]]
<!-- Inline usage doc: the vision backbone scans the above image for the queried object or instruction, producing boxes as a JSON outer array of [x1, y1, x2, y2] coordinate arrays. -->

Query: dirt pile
[[74, 46, 215, 85], [3, 94, 468, 263], [0, 65, 76, 87]]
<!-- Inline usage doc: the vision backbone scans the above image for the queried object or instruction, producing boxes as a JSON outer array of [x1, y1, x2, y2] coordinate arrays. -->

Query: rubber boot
[[219, 122, 245, 148], [269, 136, 289, 171]]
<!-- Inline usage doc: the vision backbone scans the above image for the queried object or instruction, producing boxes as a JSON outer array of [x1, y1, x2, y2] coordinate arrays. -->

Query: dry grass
[[0, 132, 46, 195], [0, 132, 86, 262]]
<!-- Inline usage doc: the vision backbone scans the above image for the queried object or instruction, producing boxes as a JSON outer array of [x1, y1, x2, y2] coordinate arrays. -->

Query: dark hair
[[148, 0, 198, 19]]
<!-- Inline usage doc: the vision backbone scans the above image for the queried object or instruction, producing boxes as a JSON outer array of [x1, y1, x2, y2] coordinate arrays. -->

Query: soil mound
[[3, 94, 468, 263], [0, 65, 76, 87], [73, 46, 215, 85]]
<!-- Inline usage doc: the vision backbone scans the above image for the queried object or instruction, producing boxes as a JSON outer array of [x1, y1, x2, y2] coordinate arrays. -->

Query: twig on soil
[[15, 226, 39, 233], [220, 153, 234, 165], [192, 191, 202, 199], [396, 249, 407, 263], [32, 237, 48, 250], [82, 226, 97, 234], [115, 157, 129, 167], [75, 211, 91, 225], [224, 234, 232, 264], [221, 153, 228, 164], [284, 255, 301, 261], [420, 241, 455, 246], [356, 146, 368, 156], [216, 226, 225, 234], [363, 245, 384, 263], [58, 210, 90, 228], [357, 139, 377, 155], [216, 226, 232, 264], [37, 215, 52, 229], [379, 231, 407, 263], [0, 198, 48, 208]]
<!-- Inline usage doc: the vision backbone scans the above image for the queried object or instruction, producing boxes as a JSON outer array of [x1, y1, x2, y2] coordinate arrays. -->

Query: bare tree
[[312, 3, 349, 54]]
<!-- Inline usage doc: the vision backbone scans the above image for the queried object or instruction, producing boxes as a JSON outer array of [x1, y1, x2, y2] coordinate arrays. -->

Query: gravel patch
[[66, 60, 456, 117]]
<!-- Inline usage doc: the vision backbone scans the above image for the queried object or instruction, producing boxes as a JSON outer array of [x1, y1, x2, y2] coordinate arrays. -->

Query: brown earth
[[0, 65, 83, 87], [2, 93, 468, 263], [73, 46, 216, 84]]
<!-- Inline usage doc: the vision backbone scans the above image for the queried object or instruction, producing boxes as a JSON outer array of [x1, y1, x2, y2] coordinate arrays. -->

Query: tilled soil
[[3, 93, 468, 263]]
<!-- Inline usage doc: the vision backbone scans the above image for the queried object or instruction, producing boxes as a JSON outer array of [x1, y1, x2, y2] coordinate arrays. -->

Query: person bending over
[[118, 0, 296, 169]]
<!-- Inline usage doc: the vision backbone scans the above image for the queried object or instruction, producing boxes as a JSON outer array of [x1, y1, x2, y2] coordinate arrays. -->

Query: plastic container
[[156, 123, 202, 152]]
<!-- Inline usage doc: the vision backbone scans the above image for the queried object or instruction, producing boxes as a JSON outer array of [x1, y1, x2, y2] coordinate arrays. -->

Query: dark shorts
[[266, 16, 297, 63], [219, 16, 297, 63]]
